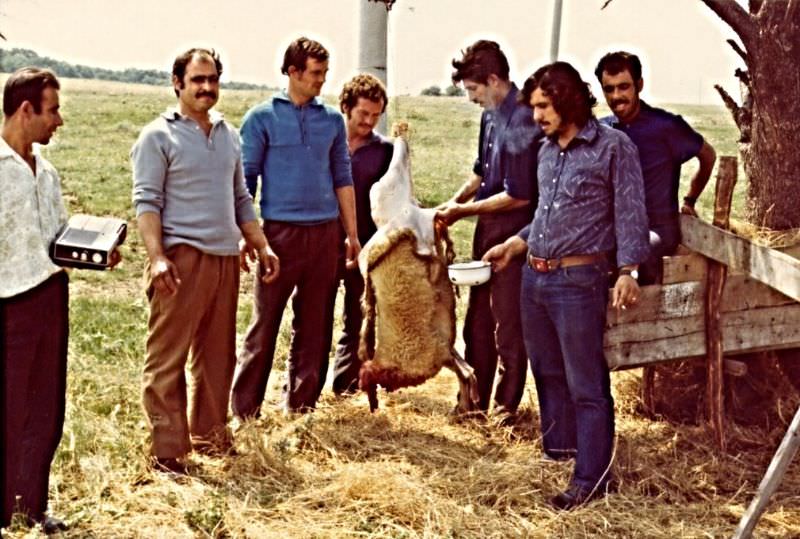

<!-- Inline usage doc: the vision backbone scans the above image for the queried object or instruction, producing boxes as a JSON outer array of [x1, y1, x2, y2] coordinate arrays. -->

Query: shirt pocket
[[268, 118, 304, 147], [559, 162, 609, 202]]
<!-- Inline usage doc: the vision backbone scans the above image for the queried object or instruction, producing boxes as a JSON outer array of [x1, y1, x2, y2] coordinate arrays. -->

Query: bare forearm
[[457, 192, 529, 218], [239, 219, 268, 251], [450, 174, 482, 204], [137, 212, 166, 262], [686, 141, 717, 199]]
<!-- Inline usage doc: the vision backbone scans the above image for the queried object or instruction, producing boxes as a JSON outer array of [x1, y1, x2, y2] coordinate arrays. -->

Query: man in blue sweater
[[232, 37, 358, 415]]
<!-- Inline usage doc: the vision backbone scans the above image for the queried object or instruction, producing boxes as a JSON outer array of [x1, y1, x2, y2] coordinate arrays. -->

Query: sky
[[0, 0, 744, 104]]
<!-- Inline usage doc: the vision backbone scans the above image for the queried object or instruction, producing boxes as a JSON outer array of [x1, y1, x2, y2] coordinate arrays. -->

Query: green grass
[[4, 78, 798, 538]]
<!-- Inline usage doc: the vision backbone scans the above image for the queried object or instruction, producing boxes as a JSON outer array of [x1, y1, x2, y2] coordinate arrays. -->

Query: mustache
[[196, 91, 217, 99], [611, 98, 629, 107]]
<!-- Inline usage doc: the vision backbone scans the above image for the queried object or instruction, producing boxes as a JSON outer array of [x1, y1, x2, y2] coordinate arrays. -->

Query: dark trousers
[[639, 218, 680, 285], [463, 216, 528, 413], [232, 220, 339, 416], [520, 263, 614, 491], [1, 272, 68, 526], [329, 266, 365, 395]]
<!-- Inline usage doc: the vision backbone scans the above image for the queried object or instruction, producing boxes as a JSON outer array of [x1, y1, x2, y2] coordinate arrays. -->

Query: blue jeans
[[520, 262, 614, 491]]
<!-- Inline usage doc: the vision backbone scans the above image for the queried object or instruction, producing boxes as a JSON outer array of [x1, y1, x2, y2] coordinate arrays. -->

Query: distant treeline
[[0, 47, 272, 90]]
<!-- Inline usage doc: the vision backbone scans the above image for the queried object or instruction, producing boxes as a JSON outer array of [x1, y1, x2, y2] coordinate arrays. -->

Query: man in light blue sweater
[[132, 48, 279, 475], [232, 37, 358, 416]]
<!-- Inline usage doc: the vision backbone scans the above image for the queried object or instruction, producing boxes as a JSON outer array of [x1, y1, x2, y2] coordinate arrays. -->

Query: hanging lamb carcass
[[357, 127, 478, 413]]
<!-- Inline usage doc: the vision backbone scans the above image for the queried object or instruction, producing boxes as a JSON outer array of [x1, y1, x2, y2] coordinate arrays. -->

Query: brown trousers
[[142, 244, 239, 458]]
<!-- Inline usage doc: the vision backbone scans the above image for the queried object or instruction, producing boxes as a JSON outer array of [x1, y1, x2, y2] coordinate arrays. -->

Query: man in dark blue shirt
[[436, 40, 540, 421], [324, 73, 393, 396], [485, 62, 649, 510], [595, 51, 716, 284]]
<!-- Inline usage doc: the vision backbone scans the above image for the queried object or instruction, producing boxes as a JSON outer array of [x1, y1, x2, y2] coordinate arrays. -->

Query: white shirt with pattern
[[0, 136, 67, 298]]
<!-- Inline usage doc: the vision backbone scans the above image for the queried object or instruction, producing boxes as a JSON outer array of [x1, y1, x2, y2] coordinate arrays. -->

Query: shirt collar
[[496, 84, 520, 119], [608, 99, 652, 127], [160, 107, 225, 125], [544, 117, 600, 149], [274, 90, 324, 108], [0, 135, 40, 162]]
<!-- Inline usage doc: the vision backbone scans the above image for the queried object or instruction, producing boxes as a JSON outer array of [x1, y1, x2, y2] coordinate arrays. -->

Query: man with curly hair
[[322, 73, 393, 396]]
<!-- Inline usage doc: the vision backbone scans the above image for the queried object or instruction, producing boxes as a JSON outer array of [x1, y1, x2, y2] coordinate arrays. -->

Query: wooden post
[[705, 156, 737, 451], [733, 404, 800, 538]]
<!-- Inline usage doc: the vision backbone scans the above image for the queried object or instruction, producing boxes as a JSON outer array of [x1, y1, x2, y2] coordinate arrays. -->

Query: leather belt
[[528, 252, 608, 273]]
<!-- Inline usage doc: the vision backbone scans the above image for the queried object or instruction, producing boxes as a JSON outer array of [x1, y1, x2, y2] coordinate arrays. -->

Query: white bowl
[[448, 261, 491, 286]]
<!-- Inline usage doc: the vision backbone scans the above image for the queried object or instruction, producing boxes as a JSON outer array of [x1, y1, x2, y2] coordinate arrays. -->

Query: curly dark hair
[[594, 51, 643, 83], [3, 67, 60, 117], [339, 73, 387, 113], [520, 62, 596, 128], [451, 39, 510, 85], [172, 48, 222, 97], [281, 37, 329, 75]]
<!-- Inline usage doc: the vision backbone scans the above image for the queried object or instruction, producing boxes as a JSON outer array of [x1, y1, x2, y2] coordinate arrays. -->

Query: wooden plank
[[662, 252, 708, 284], [733, 405, 800, 539], [606, 303, 800, 370], [680, 213, 800, 302]]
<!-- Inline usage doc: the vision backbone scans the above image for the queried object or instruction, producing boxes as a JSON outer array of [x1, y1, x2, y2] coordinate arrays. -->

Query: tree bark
[[702, 0, 800, 230]]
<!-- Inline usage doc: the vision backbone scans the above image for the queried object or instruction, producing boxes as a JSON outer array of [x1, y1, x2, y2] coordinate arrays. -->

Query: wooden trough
[[597, 156, 800, 538]]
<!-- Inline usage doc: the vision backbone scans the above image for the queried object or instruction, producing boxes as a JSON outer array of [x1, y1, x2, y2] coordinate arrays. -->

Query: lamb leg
[[447, 349, 479, 413]]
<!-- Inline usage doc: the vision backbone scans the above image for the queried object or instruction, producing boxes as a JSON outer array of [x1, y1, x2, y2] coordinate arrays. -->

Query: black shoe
[[40, 515, 68, 535], [549, 483, 609, 511], [151, 457, 187, 476]]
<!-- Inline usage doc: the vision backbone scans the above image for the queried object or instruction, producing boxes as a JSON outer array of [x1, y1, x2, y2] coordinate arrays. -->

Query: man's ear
[[287, 65, 301, 79], [486, 73, 501, 88], [636, 78, 644, 94], [172, 74, 182, 93]]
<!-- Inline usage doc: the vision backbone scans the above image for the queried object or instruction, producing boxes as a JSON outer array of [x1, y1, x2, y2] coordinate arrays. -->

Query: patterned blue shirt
[[601, 101, 703, 223], [240, 91, 353, 224], [520, 119, 650, 267]]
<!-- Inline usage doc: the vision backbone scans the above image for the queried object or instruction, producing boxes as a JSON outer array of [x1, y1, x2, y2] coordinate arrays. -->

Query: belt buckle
[[530, 256, 551, 273]]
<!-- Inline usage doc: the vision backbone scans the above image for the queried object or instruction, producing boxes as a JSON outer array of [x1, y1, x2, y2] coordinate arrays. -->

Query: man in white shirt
[[0, 67, 69, 533]]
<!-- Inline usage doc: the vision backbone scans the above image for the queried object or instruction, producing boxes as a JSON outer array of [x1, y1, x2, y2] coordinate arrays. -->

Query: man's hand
[[680, 202, 698, 217], [149, 254, 181, 295], [612, 274, 640, 311], [345, 235, 361, 269], [239, 240, 280, 284], [482, 236, 527, 273], [108, 248, 122, 270], [435, 201, 464, 227]]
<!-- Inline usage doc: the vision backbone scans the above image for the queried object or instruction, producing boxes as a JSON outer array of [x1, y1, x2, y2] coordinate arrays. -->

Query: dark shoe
[[549, 483, 609, 511], [40, 515, 68, 535], [540, 450, 576, 463], [151, 457, 187, 476]]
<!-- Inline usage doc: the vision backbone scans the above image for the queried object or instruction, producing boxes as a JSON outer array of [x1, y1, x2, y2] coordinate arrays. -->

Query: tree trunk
[[703, 0, 800, 230]]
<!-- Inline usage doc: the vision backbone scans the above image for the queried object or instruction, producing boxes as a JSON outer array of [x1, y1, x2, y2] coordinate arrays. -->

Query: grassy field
[[3, 77, 799, 538]]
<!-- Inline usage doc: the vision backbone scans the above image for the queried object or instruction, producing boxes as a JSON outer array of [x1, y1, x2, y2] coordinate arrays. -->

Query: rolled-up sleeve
[[131, 129, 168, 217], [330, 115, 353, 189], [612, 136, 650, 266]]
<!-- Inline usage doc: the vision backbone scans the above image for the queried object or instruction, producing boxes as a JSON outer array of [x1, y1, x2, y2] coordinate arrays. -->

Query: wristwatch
[[619, 268, 639, 280]]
